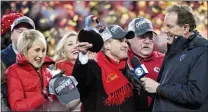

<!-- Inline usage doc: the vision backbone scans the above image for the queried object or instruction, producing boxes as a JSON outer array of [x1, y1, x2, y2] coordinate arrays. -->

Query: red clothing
[[6, 53, 54, 111], [97, 52, 133, 106], [56, 58, 74, 76], [128, 50, 164, 107]]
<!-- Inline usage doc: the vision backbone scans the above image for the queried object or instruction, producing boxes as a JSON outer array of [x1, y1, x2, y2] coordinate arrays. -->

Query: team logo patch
[[107, 73, 118, 83], [135, 68, 143, 76], [180, 54, 186, 61], [154, 67, 160, 73]]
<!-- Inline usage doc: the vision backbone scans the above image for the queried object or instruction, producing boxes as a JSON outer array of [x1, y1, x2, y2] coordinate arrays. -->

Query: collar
[[16, 53, 54, 70], [12, 44, 18, 54], [56, 58, 74, 66], [128, 49, 153, 62]]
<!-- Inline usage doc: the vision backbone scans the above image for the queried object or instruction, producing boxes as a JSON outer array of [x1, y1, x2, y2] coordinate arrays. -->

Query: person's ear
[[104, 41, 111, 50], [61, 49, 65, 58], [183, 24, 190, 35]]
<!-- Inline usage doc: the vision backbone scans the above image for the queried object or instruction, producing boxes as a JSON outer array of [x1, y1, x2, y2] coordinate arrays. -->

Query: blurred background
[[1, 1, 207, 56]]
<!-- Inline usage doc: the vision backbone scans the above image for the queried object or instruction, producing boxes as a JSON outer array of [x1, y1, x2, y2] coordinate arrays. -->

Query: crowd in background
[[1, 2, 208, 111], [1, 1, 207, 55]]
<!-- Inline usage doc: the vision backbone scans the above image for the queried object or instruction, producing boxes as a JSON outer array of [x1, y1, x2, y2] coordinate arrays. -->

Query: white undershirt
[[78, 52, 89, 65], [12, 45, 18, 54]]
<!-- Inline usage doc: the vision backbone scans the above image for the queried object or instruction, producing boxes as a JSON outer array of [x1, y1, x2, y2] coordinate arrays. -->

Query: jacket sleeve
[[6, 67, 46, 111], [72, 58, 100, 89], [157, 49, 208, 105]]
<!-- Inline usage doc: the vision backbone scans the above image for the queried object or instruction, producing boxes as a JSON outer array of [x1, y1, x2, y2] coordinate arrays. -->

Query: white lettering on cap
[[135, 19, 150, 29], [111, 25, 120, 34], [55, 79, 74, 94]]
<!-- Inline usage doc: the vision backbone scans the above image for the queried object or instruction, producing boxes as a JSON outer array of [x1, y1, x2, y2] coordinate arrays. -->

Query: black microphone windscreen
[[130, 56, 141, 68]]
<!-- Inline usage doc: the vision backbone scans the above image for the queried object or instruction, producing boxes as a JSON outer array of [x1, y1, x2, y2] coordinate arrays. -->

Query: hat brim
[[135, 29, 157, 36], [125, 31, 135, 39], [78, 29, 104, 53], [112, 31, 135, 40], [57, 87, 80, 105]]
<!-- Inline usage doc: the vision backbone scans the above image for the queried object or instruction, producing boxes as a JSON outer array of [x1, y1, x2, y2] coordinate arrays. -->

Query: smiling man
[[141, 4, 208, 111], [127, 17, 164, 110], [72, 25, 141, 112]]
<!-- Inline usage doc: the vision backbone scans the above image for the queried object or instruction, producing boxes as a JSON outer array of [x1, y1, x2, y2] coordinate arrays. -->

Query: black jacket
[[1, 44, 16, 68], [153, 31, 208, 111], [1, 83, 10, 111], [72, 57, 140, 112]]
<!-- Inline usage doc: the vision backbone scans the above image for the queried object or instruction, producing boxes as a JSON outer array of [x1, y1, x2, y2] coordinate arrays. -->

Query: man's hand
[[74, 42, 93, 54], [88, 51, 97, 61], [141, 77, 160, 93]]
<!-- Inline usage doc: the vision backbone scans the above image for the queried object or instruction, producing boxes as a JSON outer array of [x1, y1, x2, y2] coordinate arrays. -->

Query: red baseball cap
[[1, 13, 23, 36]]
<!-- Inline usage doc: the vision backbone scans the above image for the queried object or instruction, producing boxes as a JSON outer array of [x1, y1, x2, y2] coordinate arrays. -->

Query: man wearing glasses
[[127, 17, 164, 111], [1, 14, 35, 68]]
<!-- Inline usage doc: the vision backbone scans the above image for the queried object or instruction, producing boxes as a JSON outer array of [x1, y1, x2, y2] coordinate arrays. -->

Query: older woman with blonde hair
[[6, 29, 54, 111], [53, 31, 79, 76]]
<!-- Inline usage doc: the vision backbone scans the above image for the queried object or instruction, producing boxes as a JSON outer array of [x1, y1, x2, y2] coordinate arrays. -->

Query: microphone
[[78, 15, 104, 52], [130, 56, 149, 79]]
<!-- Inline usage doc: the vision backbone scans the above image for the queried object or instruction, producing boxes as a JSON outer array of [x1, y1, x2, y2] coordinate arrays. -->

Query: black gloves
[[129, 74, 143, 95], [124, 66, 142, 95]]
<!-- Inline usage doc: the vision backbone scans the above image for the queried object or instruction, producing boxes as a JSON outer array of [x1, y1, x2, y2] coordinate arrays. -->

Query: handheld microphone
[[130, 56, 149, 79]]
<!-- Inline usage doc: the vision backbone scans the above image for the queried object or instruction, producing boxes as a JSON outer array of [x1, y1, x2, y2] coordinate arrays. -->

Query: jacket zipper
[[28, 64, 45, 110], [29, 63, 44, 90], [36, 66, 44, 90]]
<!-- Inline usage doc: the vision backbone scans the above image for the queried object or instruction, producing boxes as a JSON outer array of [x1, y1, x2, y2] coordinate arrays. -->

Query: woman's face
[[63, 36, 78, 62], [26, 41, 46, 69]]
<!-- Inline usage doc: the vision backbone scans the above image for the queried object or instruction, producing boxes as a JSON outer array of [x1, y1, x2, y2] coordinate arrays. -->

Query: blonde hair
[[17, 29, 47, 56], [53, 31, 78, 61]]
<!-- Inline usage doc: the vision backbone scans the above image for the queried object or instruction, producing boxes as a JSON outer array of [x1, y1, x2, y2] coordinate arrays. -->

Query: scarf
[[97, 52, 133, 106]]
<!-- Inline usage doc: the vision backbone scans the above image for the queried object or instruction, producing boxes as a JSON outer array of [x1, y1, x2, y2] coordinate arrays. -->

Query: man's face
[[11, 24, 31, 50], [164, 12, 184, 44], [107, 38, 129, 61], [128, 32, 154, 58]]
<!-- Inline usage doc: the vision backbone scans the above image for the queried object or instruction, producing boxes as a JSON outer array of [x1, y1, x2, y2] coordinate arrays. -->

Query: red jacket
[[6, 53, 54, 111], [128, 50, 164, 107], [56, 58, 74, 76]]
